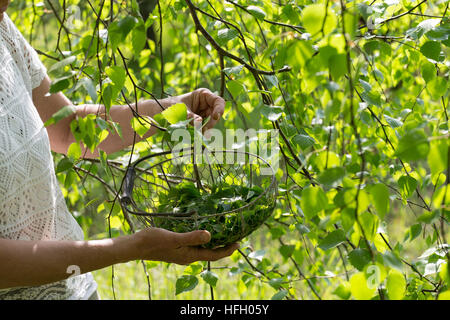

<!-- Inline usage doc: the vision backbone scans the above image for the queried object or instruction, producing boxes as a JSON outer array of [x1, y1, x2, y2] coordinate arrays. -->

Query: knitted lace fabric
[[0, 13, 97, 300]]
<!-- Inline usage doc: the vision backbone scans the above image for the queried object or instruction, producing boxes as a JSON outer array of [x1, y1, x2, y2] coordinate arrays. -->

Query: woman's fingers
[[189, 88, 225, 131], [194, 243, 240, 262], [168, 230, 239, 264], [172, 230, 211, 248], [202, 90, 225, 130], [187, 111, 203, 129]]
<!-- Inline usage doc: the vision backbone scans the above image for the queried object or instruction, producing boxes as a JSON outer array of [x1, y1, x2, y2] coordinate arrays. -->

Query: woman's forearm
[[0, 228, 238, 290], [73, 96, 181, 157], [0, 235, 135, 289], [34, 76, 195, 157], [35, 76, 221, 158]]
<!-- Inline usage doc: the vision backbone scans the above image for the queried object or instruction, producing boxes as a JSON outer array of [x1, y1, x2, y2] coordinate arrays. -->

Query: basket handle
[[121, 167, 135, 205]]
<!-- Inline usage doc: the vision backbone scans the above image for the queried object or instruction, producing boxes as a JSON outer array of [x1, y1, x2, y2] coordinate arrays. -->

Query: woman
[[0, 1, 238, 300]]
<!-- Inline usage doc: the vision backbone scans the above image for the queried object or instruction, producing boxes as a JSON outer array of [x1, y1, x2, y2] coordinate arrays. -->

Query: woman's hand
[[177, 88, 225, 131], [130, 227, 239, 265]]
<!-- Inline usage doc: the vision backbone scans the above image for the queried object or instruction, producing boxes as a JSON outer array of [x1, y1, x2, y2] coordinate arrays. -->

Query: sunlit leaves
[[67, 142, 82, 161], [395, 129, 430, 162], [420, 41, 442, 61], [428, 77, 448, 99], [77, 77, 98, 103], [361, 90, 382, 107], [276, 40, 315, 70], [130, 116, 151, 138], [47, 54, 78, 93], [108, 16, 138, 50], [261, 105, 284, 122], [398, 175, 417, 199], [48, 55, 77, 74], [200, 270, 219, 287], [343, 10, 358, 39], [291, 133, 315, 150], [329, 54, 347, 80], [318, 229, 346, 251], [432, 186, 450, 212], [248, 249, 266, 262], [439, 262, 449, 287], [417, 209, 440, 224], [101, 86, 113, 111], [300, 186, 328, 219], [406, 18, 440, 40], [382, 251, 403, 272], [368, 184, 390, 219], [404, 223, 422, 242], [279, 244, 295, 259], [384, 115, 403, 129], [348, 248, 372, 271], [50, 79, 71, 94], [105, 66, 126, 110], [332, 282, 351, 300], [131, 20, 147, 56], [175, 275, 198, 295], [386, 269, 406, 300], [223, 65, 244, 77], [55, 157, 74, 174], [247, 6, 266, 20], [161, 103, 187, 124], [363, 40, 391, 57], [281, 4, 300, 25], [428, 139, 449, 178], [350, 272, 376, 300], [70, 114, 109, 153], [421, 60, 436, 83], [301, 4, 337, 37], [227, 80, 246, 97], [217, 28, 239, 46], [317, 167, 346, 188], [271, 289, 289, 300], [438, 291, 450, 300]]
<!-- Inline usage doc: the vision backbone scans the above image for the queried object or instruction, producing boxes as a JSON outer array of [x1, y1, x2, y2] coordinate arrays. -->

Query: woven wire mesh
[[120, 148, 277, 248]]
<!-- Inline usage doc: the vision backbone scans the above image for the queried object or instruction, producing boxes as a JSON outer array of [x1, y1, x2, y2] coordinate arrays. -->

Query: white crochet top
[[0, 13, 97, 300]]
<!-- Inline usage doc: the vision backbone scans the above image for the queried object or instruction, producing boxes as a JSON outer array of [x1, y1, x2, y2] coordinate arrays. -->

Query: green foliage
[[318, 230, 346, 251], [13, 0, 449, 300], [154, 181, 275, 249], [161, 103, 188, 124], [386, 269, 406, 300], [301, 3, 337, 37], [175, 274, 199, 295]]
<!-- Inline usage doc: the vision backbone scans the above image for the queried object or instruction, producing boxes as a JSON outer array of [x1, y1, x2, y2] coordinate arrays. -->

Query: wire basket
[[120, 148, 277, 249]]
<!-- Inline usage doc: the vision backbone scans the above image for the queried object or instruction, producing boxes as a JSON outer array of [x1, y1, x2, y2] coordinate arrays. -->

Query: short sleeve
[[21, 37, 48, 90], [2, 13, 47, 90]]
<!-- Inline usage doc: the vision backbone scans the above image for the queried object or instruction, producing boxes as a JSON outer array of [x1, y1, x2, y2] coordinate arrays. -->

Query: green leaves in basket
[[159, 182, 263, 215], [154, 181, 273, 248], [168, 181, 201, 201]]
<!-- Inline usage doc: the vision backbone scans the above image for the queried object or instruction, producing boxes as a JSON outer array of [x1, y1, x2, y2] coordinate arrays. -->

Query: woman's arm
[[32, 76, 225, 157], [0, 228, 238, 289], [18, 77, 235, 291]]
